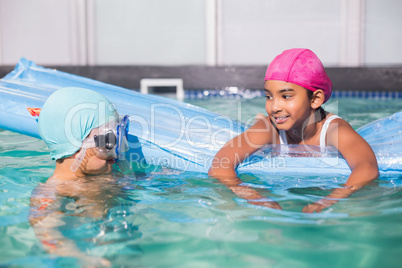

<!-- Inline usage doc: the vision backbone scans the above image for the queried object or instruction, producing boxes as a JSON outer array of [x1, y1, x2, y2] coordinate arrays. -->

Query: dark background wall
[[1, 65, 402, 92]]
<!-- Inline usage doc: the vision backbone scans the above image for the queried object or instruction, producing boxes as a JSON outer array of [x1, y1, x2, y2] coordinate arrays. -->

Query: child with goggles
[[29, 87, 130, 265], [70, 114, 130, 172], [37, 87, 129, 177]]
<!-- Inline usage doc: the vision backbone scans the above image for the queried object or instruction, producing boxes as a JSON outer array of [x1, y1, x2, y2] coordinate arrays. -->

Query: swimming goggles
[[70, 115, 130, 172]]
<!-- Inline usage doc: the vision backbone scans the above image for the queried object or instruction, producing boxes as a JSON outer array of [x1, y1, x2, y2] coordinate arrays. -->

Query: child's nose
[[271, 99, 282, 112]]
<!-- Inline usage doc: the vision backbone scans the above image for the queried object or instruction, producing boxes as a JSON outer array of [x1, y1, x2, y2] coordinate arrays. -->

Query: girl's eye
[[283, 95, 291, 99], [265, 95, 272, 100]]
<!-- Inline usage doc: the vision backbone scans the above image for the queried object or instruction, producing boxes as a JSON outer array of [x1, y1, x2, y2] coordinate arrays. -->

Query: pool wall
[[1, 65, 402, 94]]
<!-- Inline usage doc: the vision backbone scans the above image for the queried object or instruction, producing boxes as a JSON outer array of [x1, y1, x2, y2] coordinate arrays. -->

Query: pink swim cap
[[265, 48, 332, 103]]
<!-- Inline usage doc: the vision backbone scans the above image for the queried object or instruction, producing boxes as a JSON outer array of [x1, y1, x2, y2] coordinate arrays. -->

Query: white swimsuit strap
[[279, 114, 341, 146], [279, 130, 288, 145], [320, 115, 341, 147]]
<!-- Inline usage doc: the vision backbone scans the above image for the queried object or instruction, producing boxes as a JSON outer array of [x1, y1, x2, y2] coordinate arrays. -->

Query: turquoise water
[[0, 97, 401, 267]]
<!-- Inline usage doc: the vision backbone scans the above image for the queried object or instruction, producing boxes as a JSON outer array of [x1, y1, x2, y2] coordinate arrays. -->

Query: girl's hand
[[302, 198, 337, 213], [229, 185, 282, 210], [302, 187, 354, 213], [248, 200, 282, 210]]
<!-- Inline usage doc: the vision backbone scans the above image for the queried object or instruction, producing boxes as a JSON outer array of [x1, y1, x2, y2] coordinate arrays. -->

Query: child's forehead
[[264, 80, 305, 92]]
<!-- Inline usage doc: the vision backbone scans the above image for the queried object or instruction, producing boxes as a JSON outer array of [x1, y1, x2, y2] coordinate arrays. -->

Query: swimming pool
[[0, 96, 401, 267]]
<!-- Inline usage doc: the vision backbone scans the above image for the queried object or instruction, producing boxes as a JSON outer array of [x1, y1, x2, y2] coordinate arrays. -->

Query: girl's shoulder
[[324, 113, 356, 137], [324, 113, 350, 127]]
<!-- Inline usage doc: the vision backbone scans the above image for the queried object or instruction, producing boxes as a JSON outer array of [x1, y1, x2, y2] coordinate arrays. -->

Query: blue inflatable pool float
[[0, 58, 401, 176]]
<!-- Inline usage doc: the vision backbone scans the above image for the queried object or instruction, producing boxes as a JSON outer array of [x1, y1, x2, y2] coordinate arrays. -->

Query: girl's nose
[[271, 99, 282, 113]]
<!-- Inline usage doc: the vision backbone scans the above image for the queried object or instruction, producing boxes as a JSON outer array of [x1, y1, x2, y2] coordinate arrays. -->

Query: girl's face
[[264, 80, 313, 131]]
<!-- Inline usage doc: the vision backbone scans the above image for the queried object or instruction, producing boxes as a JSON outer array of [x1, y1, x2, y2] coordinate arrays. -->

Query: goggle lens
[[94, 131, 116, 150]]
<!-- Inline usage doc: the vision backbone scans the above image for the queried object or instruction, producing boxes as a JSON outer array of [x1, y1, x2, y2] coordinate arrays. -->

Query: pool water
[[0, 97, 401, 267]]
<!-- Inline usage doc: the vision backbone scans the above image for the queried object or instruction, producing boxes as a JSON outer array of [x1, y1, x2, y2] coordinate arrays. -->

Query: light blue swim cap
[[38, 87, 118, 160]]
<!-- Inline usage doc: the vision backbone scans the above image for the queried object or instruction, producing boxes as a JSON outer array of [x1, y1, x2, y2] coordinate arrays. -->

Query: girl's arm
[[209, 117, 282, 209], [303, 119, 379, 213], [209, 117, 275, 177]]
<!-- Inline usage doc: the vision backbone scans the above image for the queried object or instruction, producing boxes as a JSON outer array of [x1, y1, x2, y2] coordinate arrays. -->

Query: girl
[[208, 48, 379, 213]]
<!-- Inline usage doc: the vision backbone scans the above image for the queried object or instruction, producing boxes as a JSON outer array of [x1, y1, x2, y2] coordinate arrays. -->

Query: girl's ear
[[311, 89, 325, 109]]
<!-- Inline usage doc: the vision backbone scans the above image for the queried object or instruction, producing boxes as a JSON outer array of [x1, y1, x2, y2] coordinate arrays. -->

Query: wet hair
[[306, 89, 314, 100]]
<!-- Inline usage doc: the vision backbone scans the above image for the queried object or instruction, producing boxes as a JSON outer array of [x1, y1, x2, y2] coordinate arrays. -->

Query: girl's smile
[[264, 80, 313, 132], [273, 115, 289, 124]]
